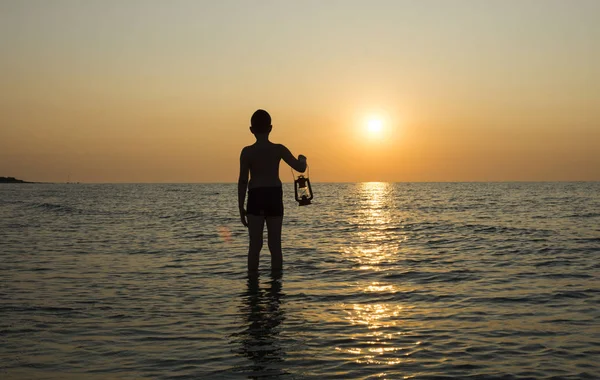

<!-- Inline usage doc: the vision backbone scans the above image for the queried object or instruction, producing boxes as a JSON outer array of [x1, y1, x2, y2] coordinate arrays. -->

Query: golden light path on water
[[336, 182, 422, 367], [343, 182, 408, 270]]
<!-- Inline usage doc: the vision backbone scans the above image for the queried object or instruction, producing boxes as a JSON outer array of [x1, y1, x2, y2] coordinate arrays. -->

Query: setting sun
[[367, 118, 383, 134]]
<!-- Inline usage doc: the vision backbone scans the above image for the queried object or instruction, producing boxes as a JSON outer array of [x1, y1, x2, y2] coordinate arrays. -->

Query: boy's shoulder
[[243, 142, 285, 151]]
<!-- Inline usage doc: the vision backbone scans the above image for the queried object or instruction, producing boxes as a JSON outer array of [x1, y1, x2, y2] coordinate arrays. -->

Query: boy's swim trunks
[[247, 186, 284, 216]]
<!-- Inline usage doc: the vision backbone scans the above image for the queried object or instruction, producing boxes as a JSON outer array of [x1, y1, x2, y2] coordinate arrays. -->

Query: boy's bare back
[[240, 142, 306, 189]]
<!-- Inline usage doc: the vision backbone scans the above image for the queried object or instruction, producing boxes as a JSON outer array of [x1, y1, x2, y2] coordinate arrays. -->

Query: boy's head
[[250, 109, 272, 134]]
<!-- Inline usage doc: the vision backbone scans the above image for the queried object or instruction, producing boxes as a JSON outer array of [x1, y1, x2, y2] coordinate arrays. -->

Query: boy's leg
[[265, 216, 283, 273], [247, 215, 265, 273]]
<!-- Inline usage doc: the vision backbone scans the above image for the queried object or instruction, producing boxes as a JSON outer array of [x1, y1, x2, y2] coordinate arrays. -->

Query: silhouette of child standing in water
[[238, 109, 307, 274]]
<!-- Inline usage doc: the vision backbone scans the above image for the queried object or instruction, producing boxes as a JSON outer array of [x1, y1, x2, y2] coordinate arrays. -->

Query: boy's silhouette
[[238, 109, 307, 274]]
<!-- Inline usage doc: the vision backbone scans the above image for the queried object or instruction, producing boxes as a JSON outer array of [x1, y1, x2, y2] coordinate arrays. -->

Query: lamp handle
[[290, 164, 309, 178]]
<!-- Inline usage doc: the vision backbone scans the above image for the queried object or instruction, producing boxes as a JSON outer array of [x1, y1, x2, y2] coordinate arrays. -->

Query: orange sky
[[1, 1, 599, 182]]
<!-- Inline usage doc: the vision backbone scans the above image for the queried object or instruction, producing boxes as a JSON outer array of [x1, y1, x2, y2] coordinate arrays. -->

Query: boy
[[238, 109, 307, 274]]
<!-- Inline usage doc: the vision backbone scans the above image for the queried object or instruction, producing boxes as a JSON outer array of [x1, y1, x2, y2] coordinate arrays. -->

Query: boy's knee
[[250, 238, 263, 251]]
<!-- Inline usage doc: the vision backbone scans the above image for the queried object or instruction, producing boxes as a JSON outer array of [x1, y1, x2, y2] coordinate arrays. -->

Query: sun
[[367, 118, 383, 134]]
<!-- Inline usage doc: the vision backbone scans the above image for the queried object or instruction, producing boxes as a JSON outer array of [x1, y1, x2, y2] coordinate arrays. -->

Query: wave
[[385, 269, 480, 283], [28, 202, 80, 214]]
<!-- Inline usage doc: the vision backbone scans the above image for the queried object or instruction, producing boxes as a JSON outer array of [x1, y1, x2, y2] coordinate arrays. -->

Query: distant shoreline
[[0, 177, 34, 184]]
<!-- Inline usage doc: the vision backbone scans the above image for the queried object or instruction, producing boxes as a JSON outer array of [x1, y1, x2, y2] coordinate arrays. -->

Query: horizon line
[[6, 180, 599, 185]]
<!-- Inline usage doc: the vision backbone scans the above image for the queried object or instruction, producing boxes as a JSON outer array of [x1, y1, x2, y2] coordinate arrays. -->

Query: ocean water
[[1, 182, 599, 380]]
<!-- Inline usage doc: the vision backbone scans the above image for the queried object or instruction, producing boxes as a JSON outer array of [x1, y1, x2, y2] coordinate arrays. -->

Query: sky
[[1, 0, 599, 183]]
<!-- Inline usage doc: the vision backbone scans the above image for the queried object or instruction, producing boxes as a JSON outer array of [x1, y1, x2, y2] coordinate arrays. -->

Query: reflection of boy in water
[[238, 109, 307, 273]]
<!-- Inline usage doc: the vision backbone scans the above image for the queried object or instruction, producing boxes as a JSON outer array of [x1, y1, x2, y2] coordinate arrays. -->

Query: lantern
[[294, 174, 313, 206]]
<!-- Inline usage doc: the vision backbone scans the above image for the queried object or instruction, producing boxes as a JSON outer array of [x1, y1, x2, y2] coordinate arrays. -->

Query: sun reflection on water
[[336, 299, 422, 366], [357, 182, 393, 229], [346, 303, 401, 329], [335, 182, 422, 366], [364, 282, 397, 293], [342, 245, 394, 270], [342, 182, 407, 270]]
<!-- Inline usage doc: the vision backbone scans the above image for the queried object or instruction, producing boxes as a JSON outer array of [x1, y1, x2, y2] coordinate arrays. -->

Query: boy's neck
[[254, 133, 270, 142]]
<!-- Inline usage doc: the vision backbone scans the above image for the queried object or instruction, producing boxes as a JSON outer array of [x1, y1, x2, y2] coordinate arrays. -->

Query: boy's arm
[[238, 147, 250, 227], [280, 144, 307, 173]]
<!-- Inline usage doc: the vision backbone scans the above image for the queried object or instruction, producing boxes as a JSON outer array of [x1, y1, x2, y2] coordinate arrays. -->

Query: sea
[[1, 182, 599, 380]]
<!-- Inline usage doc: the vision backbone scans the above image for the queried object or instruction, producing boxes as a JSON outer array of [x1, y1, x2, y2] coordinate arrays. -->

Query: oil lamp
[[293, 169, 313, 206]]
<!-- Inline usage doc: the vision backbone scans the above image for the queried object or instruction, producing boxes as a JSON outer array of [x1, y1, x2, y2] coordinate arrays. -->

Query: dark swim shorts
[[247, 187, 284, 216]]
